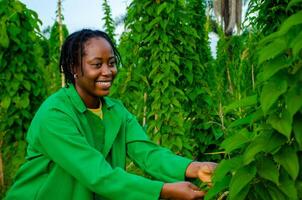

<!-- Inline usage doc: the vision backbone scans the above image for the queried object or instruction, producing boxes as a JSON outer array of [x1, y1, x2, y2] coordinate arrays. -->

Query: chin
[[97, 91, 110, 97]]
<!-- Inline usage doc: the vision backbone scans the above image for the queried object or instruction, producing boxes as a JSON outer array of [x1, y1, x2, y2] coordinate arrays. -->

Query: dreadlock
[[59, 29, 121, 86]]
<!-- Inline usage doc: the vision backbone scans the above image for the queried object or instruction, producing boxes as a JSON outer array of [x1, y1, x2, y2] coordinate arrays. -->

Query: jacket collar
[[64, 84, 116, 113]]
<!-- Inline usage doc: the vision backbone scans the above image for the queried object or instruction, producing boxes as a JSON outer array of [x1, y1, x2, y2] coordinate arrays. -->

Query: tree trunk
[[57, 0, 65, 87], [143, 92, 147, 126]]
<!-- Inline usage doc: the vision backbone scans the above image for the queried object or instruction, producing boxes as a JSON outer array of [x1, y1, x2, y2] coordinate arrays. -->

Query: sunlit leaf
[[258, 39, 287, 65], [221, 129, 252, 153], [291, 30, 302, 56], [0, 20, 9, 48], [224, 95, 257, 114], [243, 131, 272, 164], [1, 96, 11, 109], [268, 111, 292, 139], [260, 56, 289, 82], [213, 156, 242, 182], [279, 11, 302, 35], [260, 75, 287, 114]]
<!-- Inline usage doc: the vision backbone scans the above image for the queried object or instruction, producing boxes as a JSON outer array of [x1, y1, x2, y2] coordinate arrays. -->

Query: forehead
[[83, 37, 113, 56]]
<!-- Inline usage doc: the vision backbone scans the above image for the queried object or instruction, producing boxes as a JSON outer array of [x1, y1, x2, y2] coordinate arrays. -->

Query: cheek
[[112, 67, 118, 77]]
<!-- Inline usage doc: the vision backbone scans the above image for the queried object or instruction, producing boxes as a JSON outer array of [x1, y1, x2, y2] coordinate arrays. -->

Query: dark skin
[[73, 37, 117, 109], [73, 36, 217, 199]]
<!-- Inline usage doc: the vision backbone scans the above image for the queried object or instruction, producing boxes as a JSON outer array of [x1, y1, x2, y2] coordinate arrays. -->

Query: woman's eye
[[92, 63, 102, 68], [109, 61, 116, 67]]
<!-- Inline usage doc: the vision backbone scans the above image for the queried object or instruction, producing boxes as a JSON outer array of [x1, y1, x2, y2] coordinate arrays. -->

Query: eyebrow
[[88, 56, 116, 62]]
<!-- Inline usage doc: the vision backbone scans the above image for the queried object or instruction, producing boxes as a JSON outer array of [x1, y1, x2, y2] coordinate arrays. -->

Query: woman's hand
[[160, 182, 205, 200], [186, 162, 217, 186]]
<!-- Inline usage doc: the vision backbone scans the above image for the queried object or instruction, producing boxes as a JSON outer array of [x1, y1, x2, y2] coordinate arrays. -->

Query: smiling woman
[[60, 31, 120, 107], [4, 29, 217, 200]]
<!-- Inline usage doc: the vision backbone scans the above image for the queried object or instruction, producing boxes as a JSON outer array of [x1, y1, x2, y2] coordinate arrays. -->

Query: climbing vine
[[0, 0, 47, 197]]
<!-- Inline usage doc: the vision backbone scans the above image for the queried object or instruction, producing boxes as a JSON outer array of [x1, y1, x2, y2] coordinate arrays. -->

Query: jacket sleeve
[[125, 112, 193, 183], [33, 108, 164, 200]]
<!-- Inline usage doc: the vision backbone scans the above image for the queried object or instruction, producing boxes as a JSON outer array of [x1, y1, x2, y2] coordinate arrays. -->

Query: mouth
[[95, 80, 112, 89]]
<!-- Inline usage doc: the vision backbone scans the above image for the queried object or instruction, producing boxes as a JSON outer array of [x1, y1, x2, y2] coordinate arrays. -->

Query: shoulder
[[31, 88, 78, 127], [104, 96, 126, 110], [38, 88, 72, 114]]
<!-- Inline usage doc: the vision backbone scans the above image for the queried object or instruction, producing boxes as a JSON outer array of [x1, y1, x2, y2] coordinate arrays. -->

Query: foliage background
[[1, 0, 302, 199]]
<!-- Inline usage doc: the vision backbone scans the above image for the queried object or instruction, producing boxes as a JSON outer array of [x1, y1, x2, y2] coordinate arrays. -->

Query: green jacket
[[5, 85, 192, 200]]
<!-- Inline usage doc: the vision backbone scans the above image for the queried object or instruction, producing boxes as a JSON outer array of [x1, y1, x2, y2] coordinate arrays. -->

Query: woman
[[5, 29, 216, 200]]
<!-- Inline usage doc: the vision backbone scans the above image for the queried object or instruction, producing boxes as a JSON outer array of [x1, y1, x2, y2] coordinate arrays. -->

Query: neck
[[74, 85, 101, 109]]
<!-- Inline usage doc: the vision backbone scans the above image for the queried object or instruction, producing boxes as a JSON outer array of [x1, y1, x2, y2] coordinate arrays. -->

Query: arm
[[33, 108, 164, 200], [125, 113, 192, 182], [123, 110, 217, 199]]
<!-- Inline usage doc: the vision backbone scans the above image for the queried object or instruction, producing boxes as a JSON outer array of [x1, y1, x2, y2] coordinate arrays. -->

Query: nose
[[100, 64, 112, 76]]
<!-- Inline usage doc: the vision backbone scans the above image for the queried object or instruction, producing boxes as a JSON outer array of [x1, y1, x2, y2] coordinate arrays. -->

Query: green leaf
[[254, 183, 273, 200], [224, 95, 257, 114], [146, 17, 161, 31], [279, 11, 302, 35], [221, 129, 252, 153], [230, 184, 250, 200], [243, 132, 271, 164], [258, 39, 287, 65], [263, 132, 286, 153], [184, 69, 193, 84], [256, 157, 279, 185], [157, 2, 167, 15], [213, 156, 242, 182], [267, 184, 287, 200], [274, 146, 299, 180], [174, 136, 183, 149], [213, 128, 223, 140], [291, 30, 302, 56], [260, 75, 287, 114], [279, 169, 298, 199], [287, 0, 302, 10], [293, 116, 302, 149], [0, 20, 9, 48], [21, 96, 30, 108], [24, 80, 31, 91], [260, 56, 289, 82], [229, 165, 256, 200], [1, 96, 11, 109], [204, 175, 231, 200], [285, 85, 302, 117], [268, 110, 292, 139], [228, 109, 264, 128]]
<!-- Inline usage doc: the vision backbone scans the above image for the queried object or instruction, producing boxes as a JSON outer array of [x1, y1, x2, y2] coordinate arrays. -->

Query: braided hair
[[59, 29, 121, 86]]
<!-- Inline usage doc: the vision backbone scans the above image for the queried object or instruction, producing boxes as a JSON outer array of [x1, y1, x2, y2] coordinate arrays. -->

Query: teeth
[[96, 81, 111, 88]]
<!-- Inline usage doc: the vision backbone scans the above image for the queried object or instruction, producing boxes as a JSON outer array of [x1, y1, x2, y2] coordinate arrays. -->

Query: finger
[[198, 170, 212, 181], [192, 190, 206, 197], [200, 163, 216, 174], [188, 182, 199, 191]]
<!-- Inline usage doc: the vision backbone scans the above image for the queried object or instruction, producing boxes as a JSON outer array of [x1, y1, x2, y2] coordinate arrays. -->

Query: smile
[[95, 80, 112, 89]]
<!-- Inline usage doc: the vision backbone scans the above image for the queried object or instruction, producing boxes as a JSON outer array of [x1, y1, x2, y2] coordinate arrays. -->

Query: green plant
[[112, 0, 213, 159], [45, 21, 68, 94], [206, 2, 302, 199], [0, 0, 47, 197], [102, 0, 116, 44]]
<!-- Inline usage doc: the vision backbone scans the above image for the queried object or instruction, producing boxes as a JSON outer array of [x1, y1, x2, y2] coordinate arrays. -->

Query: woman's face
[[74, 37, 117, 108]]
